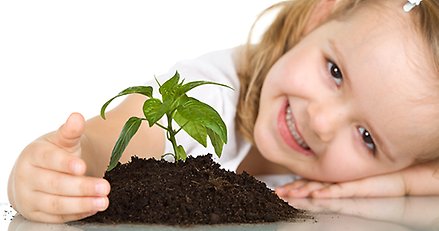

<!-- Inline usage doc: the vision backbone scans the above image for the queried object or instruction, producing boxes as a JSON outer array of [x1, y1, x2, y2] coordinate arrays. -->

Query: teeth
[[286, 106, 309, 149]]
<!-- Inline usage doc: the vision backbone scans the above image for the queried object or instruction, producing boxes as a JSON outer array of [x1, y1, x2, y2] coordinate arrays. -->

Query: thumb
[[53, 112, 86, 152]]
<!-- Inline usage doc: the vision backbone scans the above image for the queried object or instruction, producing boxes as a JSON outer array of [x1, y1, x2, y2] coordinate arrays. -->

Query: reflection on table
[[285, 196, 439, 230], [4, 196, 439, 231]]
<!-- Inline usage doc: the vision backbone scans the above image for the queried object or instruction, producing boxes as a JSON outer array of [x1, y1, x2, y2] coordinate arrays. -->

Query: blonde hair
[[414, 0, 439, 70], [236, 0, 439, 144]]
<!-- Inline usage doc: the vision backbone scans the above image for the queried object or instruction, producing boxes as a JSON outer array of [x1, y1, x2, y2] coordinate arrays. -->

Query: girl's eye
[[358, 127, 376, 154], [327, 61, 343, 86]]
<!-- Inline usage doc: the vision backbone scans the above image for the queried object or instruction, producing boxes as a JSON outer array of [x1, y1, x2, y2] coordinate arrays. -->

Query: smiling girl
[[251, 0, 439, 198], [8, 0, 439, 223]]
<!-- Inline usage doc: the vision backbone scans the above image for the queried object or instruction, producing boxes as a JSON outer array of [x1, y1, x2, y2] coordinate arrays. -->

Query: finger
[[275, 180, 308, 197], [34, 192, 109, 216], [30, 149, 86, 175], [52, 113, 85, 152], [309, 177, 397, 198], [287, 181, 331, 198], [27, 210, 98, 224], [313, 172, 409, 198], [298, 181, 332, 192], [311, 183, 356, 198], [32, 168, 110, 197]]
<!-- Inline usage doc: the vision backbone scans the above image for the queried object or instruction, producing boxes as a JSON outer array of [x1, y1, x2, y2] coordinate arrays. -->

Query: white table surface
[[2, 196, 439, 231]]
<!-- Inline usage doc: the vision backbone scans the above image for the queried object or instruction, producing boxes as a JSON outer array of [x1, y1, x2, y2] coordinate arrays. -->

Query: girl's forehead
[[332, 2, 435, 95]]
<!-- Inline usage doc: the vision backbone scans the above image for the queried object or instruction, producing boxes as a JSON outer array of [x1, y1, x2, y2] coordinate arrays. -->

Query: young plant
[[100, 71, 232, 171]]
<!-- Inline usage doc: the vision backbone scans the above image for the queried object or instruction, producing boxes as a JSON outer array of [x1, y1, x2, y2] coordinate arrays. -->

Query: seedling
[[101, 71, 232, 171]]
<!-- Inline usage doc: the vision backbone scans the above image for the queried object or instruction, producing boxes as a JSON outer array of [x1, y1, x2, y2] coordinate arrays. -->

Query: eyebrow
[[328, 39, 396, 163]]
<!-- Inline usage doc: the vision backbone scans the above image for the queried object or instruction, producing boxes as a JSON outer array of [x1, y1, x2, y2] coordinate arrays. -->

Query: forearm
[[80, 113, 132, 177], [278, 161, 439, 198], [81, 95, 165, 177], [402, 159, 439, 196]]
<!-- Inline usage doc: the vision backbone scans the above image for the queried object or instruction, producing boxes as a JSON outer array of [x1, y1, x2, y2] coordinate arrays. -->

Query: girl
[[8, 0, 439, 223]]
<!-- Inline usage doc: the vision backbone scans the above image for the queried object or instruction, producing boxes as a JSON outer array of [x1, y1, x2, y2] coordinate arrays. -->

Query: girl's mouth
[[278, 101, 313, 156], [286, 106, 310, 150]]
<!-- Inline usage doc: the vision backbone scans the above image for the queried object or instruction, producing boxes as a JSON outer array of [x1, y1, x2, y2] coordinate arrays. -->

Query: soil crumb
[[81, 154, 310, 225]]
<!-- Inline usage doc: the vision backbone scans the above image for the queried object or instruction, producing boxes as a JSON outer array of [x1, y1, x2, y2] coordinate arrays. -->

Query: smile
[[285, 106, 310, 150]]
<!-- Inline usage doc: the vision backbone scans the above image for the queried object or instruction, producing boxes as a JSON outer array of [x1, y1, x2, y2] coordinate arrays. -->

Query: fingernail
[[95, 182, 108, 195], [86, 211, 98, 217], [94, 198, 107, 210], [275, 187, 287, 196], [71, 161, 84, 174]]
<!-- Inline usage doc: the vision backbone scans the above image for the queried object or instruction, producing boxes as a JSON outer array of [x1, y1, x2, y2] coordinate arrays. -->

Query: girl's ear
[[303, 0, 339, 35]]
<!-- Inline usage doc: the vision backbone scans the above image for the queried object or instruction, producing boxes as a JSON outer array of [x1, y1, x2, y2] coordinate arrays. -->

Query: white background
[[0, 1, 280, 203]]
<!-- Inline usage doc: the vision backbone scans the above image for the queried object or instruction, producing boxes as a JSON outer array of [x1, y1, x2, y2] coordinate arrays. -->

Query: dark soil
[[81, 154, 310, 225]]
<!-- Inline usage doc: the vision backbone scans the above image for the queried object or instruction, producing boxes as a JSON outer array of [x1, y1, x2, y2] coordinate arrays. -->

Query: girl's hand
[[8, 113, 111, 223], [275, 173, 406, 198]]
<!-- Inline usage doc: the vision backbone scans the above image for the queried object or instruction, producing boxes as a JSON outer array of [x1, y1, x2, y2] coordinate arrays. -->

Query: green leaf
[[178, 80, 233, 96], [142, 98, 166, 126], [173, 97, 227, 157], [101, 86, 153, 119], [175, 145, 187, 161], [107, 117, 143, 171], [159, 71, 181, 104], [207, 128, 224, 158], [174, 110, 208, 147]]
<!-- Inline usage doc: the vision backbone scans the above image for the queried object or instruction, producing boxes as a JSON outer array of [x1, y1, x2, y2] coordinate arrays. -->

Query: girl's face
[[254, 4, 438, 182]]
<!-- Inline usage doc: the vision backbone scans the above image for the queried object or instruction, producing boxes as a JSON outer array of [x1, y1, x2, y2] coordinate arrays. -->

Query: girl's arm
[[8, 94, 164, 223], [82, 94, 165, 176], [401, 159, 439, 196], [275, 159, 439, 198]]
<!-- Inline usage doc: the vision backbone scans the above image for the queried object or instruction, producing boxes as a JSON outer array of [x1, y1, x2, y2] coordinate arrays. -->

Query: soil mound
[[82, 154, 309, 225]]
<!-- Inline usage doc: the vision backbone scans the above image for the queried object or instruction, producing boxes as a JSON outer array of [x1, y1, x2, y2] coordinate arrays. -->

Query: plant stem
[[166, 112, 179, 161], [155, 122, 167, 131]]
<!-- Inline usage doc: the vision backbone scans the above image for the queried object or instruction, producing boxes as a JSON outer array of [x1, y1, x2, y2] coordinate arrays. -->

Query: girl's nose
[[307, 100, 347, 142]]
